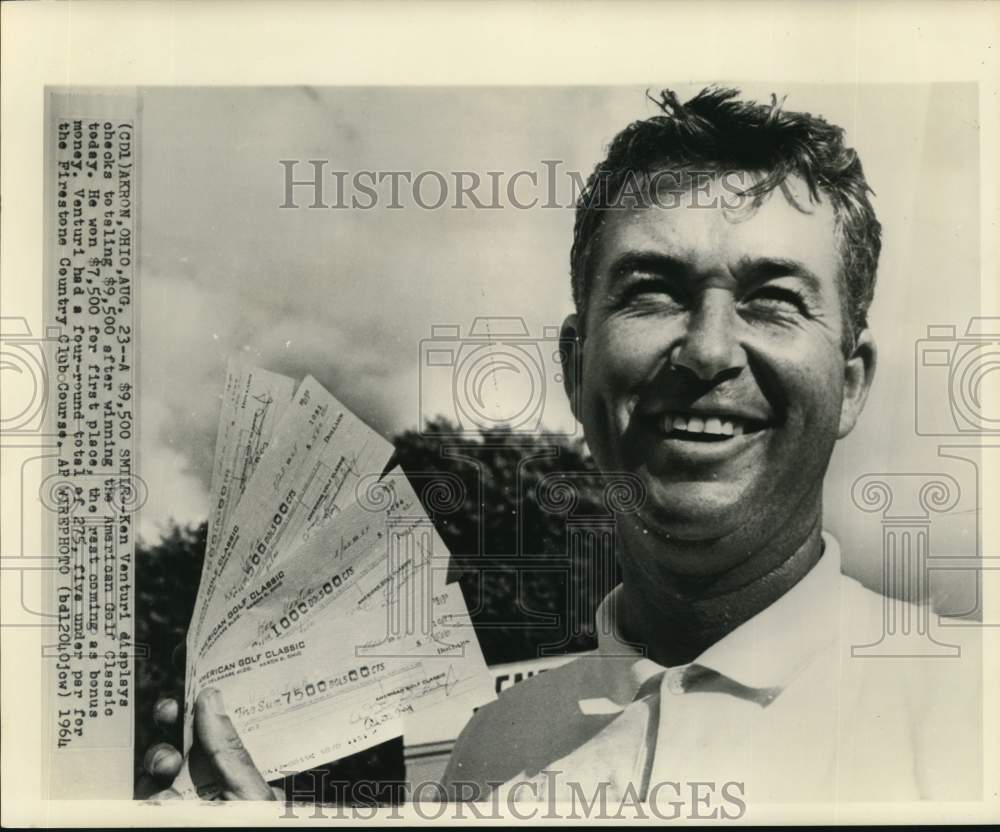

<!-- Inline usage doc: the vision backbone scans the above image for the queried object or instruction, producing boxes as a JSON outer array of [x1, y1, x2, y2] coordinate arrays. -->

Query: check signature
[[347, 664, 459, 728], [398, 664, 458, 706]]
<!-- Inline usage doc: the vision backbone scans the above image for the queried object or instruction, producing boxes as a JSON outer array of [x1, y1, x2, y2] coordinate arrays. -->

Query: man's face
[[563, 175, 875, 577]]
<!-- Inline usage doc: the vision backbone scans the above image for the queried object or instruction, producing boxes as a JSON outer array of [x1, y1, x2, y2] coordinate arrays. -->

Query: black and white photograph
[[1, 1, 997, 826]]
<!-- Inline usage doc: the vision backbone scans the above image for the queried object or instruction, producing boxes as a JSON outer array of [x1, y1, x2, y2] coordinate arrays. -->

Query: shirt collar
[[593, 531, 843, 696]]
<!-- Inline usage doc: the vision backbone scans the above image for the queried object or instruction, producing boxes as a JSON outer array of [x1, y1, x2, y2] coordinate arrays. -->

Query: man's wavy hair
[[570, 87, 882, 352]]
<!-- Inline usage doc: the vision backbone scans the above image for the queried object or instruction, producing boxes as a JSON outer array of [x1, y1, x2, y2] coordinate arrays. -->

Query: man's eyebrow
[[733, 256, 823, 293], [607, 252, 824, 294], [607, 252, 690, 282]]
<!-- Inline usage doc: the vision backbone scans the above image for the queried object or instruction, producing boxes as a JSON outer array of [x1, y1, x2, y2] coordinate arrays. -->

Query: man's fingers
[[146, 787, 182, 801], [194, 687, 275, 800], [153, 697, 180, 731], [143, 741, 183, 780], [135, 773, 167, 800]]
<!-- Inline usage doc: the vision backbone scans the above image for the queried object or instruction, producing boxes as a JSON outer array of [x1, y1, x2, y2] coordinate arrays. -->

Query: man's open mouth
[[657, 412, 767, 442]]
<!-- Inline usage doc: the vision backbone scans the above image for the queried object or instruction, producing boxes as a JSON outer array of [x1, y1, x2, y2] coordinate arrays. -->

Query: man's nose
[[670, 290, 746, 381]]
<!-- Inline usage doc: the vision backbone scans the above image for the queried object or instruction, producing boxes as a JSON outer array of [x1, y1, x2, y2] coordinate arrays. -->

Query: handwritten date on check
[[171, 361, 495, 798]]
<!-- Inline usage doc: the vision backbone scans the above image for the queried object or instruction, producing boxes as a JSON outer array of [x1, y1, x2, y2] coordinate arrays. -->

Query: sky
[[136, 83, 984, 609]]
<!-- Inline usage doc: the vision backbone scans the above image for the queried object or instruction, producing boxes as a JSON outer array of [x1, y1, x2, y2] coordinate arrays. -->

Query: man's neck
[[618, 518, 825, 668]]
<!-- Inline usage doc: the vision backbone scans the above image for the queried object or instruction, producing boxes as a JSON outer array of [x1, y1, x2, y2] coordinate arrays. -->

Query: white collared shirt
[[443, 533, 981, 804]]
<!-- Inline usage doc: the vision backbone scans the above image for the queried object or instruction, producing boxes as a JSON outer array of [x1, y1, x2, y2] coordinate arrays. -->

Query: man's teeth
[[662, 414, 746, 437]]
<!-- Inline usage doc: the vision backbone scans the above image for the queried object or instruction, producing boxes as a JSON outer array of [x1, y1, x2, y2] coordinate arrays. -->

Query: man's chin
[[632, 478, 750, 542]]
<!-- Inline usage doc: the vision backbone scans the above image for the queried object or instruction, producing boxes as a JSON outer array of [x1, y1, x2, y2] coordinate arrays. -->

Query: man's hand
[[134, 694, 184, 799], [135, 687, 278, 800]]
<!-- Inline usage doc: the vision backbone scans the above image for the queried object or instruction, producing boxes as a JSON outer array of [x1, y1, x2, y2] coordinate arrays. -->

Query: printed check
[[177, 365, 495, 797], [185, 362, 296, 704], [192, 373, 396, 641], [176, 585, 492, 796], [194, 470, 451, 666]]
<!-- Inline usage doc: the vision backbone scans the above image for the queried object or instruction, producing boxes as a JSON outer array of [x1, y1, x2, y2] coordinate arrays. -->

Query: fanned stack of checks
[[172, 361, 495, 798]]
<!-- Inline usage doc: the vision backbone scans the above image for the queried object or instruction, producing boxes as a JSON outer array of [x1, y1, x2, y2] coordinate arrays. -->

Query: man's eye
[[743, 286, 808, 315], [618, 277, 685, 307]]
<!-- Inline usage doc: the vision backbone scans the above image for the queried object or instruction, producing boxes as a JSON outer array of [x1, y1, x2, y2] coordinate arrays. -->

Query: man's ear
[[560, 313, 583, 424], [838, 328, 877, 438]]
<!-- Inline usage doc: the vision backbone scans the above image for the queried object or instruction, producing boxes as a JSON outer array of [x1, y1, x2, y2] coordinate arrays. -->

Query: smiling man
[[142, 88, 979, 809], [440, 88, 978, 806]]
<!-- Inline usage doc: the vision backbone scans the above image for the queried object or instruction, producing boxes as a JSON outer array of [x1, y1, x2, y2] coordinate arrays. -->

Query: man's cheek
[[584, 370, 639, 433], [603, 353, 663, 401], [577, 382, 625, 465]]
